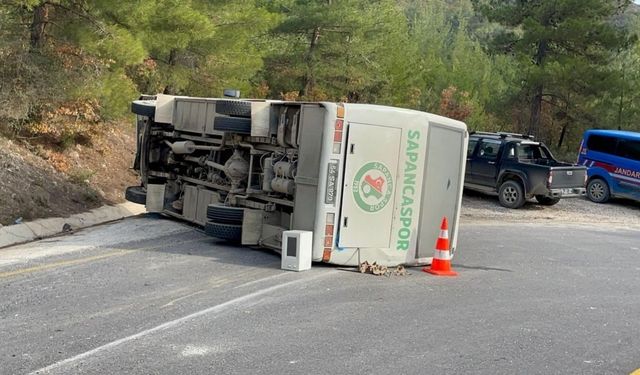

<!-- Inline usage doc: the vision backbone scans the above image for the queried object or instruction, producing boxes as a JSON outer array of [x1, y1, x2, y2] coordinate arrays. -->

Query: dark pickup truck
[[464, 132, 587, 208]]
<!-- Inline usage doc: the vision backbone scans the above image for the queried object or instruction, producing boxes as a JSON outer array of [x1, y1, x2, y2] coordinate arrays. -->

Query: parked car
[[578, 129, 640, 203], [464, 132, 587, 208]]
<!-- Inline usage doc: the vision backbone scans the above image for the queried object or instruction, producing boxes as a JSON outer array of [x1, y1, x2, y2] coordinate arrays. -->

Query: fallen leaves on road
[[359, 261, 409, 277]]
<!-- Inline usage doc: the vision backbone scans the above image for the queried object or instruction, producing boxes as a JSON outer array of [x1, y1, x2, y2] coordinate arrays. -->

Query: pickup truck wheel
[[535, 195, 560, 206], [498, 180, 525, 209], [215, 100, 252, 117], [125, 186, 146, 205], [213, 116, 252, 134], [204, 221, 242, 242], [587, 178, 610, 203]]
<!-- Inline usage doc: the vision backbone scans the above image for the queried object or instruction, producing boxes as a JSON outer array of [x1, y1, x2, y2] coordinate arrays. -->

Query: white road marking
[[161, 290, 207, 308], [233, 271, 289, 289], [28, 271, 333, 374], [180, 345, 217, 357]]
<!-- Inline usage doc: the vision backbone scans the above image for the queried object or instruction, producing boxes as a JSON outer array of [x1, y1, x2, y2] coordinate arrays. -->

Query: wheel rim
[[589, 182, 605, 201], [502, 186, 518, 204]]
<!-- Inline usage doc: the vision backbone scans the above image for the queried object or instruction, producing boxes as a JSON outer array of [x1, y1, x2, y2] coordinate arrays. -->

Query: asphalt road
[[0, 215, 639, 375]]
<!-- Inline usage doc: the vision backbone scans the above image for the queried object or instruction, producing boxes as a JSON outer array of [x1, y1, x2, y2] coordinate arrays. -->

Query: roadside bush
[[68, 168, 96, 185], [25, 100, 101, 149]]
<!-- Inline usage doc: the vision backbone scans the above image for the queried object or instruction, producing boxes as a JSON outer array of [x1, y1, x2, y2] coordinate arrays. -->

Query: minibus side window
[[586, 134, 617, 154], [617, 139, 640, 161]]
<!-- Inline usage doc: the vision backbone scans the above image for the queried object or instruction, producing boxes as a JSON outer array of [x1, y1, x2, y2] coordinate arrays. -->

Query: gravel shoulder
[[460, 189, 640, 229]]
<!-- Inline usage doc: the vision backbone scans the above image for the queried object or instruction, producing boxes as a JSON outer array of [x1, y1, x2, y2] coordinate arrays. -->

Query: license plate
[[324, 160, 339, 205], [561, 188, 574, 195]]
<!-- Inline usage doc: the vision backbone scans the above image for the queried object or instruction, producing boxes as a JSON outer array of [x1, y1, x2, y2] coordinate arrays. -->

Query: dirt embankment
[[0, 122, 138, 226]]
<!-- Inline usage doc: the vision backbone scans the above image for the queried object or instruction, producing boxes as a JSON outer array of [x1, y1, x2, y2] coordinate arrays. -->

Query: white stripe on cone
[[434, 250, 452, 261]]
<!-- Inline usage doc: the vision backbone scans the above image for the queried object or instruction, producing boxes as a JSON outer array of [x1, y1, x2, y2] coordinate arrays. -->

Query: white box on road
[[281, 231, 312, 272]]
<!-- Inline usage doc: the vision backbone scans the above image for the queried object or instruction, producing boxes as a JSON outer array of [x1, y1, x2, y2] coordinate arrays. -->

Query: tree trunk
[[557, 123, 567, 149], [30, 3, 49, 50], [557, 98, 570, 149], [163, 49, 178, 95], [528, 84, 543, 137], [617, 66, 625, 130], [528, 39, 548, 137], [303, 27, 321, 98]]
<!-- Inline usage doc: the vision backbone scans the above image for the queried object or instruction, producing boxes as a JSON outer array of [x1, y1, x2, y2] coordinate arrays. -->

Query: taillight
[[547, 171, 553, 188], [322, 212, 335, 262]]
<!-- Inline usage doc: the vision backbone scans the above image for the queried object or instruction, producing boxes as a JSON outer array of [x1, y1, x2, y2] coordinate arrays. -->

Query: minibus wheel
[[125, 186, 146, 205], [204, 221, 242, 242], [215, 100, 252, 117]]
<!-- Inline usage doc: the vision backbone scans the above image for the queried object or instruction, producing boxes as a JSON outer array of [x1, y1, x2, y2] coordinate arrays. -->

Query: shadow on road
[[452, 264, 513, 272], [104, 215, 282, 270]]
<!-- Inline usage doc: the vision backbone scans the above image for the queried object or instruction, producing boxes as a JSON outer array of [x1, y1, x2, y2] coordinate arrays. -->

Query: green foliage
[[185, 0, 279, 97], [395, 0, 516, 130], [262, 0, 414, 102], [79, 26, 146, 68], [592, 13, 640, 132], [0, 0, 638, 152]]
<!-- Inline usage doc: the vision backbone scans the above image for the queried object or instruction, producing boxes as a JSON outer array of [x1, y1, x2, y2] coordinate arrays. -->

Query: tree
[[476, 0, 633, 138], [123, 0, 277, 98], [401, 0, 513, 128], [0, 0, 278, 124], [592, 9, 640, 132], [0, 0, 145, 122], [262, 0, 413, 103]]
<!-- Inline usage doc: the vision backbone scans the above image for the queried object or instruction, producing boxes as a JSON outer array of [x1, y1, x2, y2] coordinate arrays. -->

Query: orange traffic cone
[[423, 217, 457, 277]]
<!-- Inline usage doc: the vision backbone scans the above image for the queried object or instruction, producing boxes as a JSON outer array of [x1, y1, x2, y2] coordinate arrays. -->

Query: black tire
[[213, 116, 252, 134], [204, 221, 242, 242], [498, 180, 525, 209], [535, 195, 560, 206], [125, 186, 146, 205], [131, 100, 156, 117], [215, 100, 252, 117], [587, 178, 610, 203], [206, 204, 244, 224]]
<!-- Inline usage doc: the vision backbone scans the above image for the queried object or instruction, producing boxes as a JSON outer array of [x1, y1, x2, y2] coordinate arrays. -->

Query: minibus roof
[[585, 129, 640, 140]]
